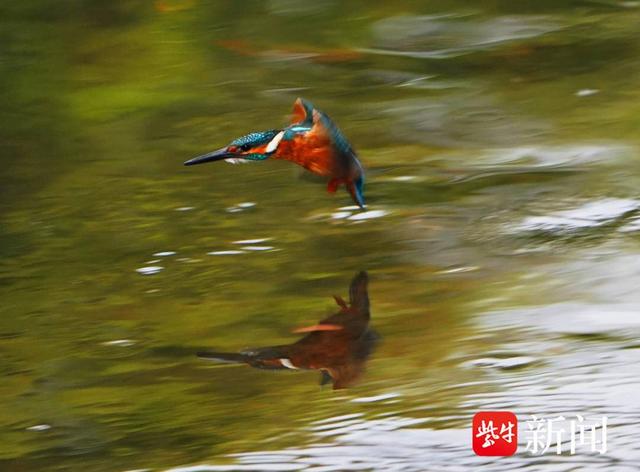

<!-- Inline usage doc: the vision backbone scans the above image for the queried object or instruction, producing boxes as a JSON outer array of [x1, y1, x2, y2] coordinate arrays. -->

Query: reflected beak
[[184, 147, 232, 166]]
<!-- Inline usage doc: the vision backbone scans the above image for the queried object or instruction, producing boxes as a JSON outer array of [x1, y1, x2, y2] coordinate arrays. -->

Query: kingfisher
[[197, 271, 378, 389], [184, 98, 366, 208]]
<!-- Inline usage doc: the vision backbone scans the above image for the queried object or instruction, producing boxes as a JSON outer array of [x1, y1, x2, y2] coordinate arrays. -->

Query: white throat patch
[[266, 130, 285, 153], [279, 358, 298, 370]]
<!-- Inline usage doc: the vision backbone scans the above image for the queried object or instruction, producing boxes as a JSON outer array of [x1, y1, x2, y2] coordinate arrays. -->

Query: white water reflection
[[512, 198, 640, 234], [135, 266, 164, 275], [371, 15, 562, 58], [470, 145, 631, 168]]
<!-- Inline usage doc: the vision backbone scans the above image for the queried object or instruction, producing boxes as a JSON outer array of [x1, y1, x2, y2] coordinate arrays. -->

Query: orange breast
[[273, 126, 339, 177]]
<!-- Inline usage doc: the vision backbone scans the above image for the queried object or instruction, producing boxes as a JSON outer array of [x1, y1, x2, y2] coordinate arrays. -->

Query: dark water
[[1, 1, 640, 471]]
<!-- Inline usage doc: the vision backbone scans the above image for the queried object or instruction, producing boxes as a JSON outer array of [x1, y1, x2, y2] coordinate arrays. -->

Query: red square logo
[[472, 411, 518, 456]]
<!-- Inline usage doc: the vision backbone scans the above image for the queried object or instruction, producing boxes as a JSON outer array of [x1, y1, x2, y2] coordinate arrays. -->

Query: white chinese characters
[[524, 415, 607, 455]]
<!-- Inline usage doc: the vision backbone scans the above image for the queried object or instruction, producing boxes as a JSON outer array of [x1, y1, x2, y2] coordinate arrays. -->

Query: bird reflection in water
[[197, 271, 378, 389]]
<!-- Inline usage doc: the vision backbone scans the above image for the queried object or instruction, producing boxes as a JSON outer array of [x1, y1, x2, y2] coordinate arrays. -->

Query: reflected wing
[[349, 271, 370, 318]]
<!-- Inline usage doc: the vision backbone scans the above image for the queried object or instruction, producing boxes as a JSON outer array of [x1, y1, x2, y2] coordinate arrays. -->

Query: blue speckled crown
[[231, 130, 279, 147]]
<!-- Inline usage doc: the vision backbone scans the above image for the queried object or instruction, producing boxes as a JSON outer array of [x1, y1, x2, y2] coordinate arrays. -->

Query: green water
[[2, 1, 640, 471]]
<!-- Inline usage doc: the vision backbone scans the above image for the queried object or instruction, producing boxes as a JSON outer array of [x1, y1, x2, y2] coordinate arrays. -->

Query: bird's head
[[184, 129, 285, 166]]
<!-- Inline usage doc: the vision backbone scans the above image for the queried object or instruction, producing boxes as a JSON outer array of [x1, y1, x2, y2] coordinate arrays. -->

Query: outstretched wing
[[290, 97, 314, 126]]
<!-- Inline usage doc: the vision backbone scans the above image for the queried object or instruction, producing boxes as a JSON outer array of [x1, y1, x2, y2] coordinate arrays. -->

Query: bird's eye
[[239, 144, 251, 152]]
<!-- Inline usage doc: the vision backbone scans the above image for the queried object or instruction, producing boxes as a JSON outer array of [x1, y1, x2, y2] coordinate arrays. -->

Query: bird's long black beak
[[184, 147, 231, 166]]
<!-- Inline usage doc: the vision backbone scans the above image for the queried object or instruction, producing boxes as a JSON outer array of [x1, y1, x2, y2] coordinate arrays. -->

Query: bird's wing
[[290, 97, 314, 126], [349, 271, 370, 317], [312, 108, 357, 161]]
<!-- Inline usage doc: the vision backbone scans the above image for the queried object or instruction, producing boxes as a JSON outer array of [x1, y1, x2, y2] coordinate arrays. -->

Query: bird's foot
[[327, 178, 342, 193]]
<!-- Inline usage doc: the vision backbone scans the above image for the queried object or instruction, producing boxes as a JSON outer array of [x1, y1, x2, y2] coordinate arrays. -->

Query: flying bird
[[197, 271, 377, 389], [184, 98, 366, 208]]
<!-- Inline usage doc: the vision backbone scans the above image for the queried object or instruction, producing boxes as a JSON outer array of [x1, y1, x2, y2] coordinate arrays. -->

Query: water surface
[[1, 1, 640, 470]]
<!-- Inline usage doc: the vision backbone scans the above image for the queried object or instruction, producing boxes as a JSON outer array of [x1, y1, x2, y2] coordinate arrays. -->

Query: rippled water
[[1, 1, 640, 471]]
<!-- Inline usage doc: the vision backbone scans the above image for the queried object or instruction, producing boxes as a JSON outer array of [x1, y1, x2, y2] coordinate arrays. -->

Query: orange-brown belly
[[274, 133, 339, 177]]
